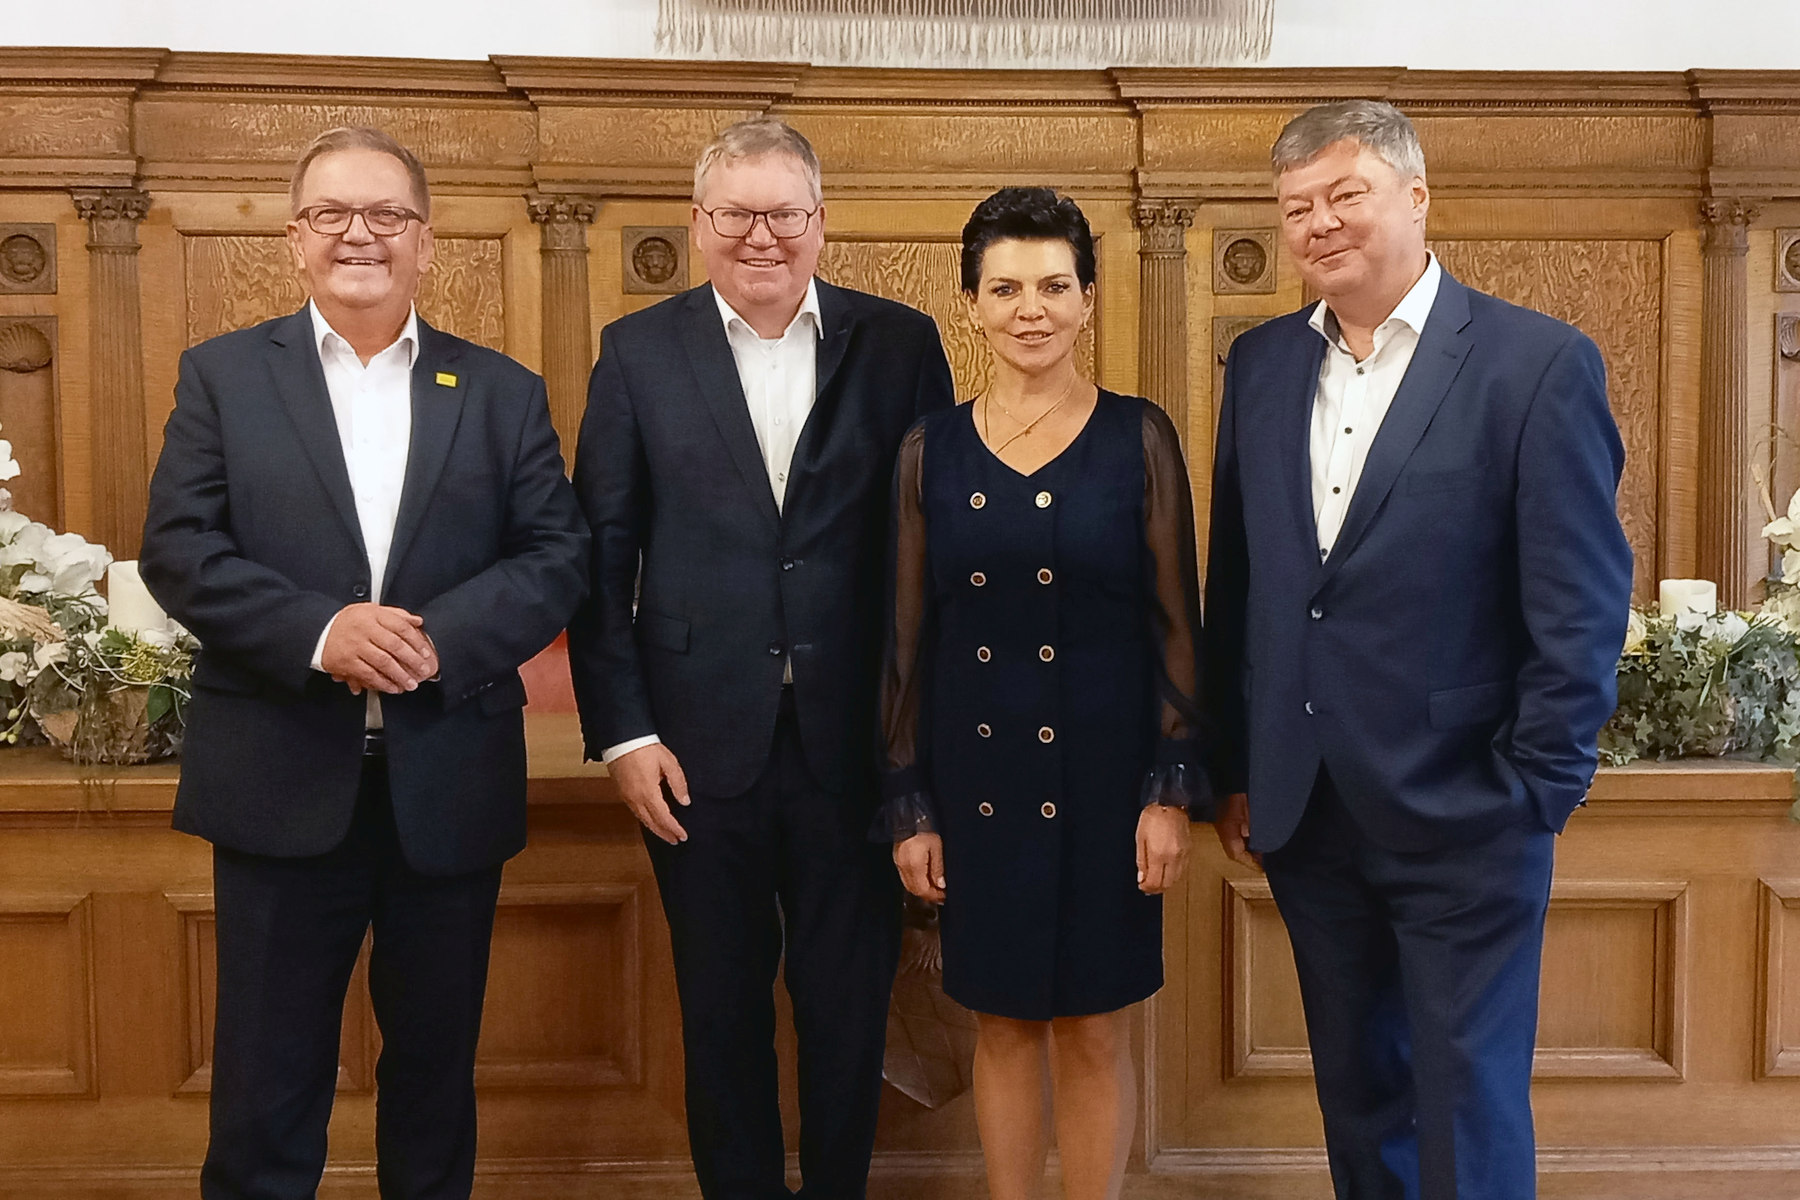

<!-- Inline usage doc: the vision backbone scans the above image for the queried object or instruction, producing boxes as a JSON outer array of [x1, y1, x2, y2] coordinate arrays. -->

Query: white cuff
[[601, 734, 662, 763], [310, 610, 343, 673]]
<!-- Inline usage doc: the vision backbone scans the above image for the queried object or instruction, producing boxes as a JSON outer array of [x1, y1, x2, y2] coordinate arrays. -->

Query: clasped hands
[[321, 604, 439, 695], [893, 804, 1194, 905]]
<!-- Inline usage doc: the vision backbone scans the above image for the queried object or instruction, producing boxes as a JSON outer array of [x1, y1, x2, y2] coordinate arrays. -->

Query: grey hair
[[1271, 100, 1426, 182], [290, 126, 431, 218], [693, 117, 823, 206]]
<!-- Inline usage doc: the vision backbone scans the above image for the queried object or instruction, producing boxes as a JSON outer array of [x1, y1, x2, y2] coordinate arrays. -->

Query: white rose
[[0, 510, 25, 542], [17, 570, 50, 593], [0, 439, 18, 483], [1622, 608, 1648, 654], [1675, 610, 1706, 633], [137, 626, 175, 650], [1784, 549, 1800, 587], [0, 650, 27, 683]]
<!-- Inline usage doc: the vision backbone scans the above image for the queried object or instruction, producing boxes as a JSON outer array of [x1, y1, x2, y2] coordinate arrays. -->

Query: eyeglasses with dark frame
[[698, 205, 820, 240], [293, 204, 426, 238]]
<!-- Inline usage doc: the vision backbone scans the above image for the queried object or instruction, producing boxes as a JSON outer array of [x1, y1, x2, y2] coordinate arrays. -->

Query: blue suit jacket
[[1203, 271, 1633, 854]]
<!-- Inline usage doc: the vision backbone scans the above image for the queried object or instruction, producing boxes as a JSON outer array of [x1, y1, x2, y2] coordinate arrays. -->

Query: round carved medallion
[[1221, 237, 1268, 286], [632, 236, 680, 286], [0, 234, 47, 286]]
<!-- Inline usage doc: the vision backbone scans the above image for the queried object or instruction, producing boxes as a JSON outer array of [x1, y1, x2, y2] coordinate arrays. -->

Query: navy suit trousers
[[1263, 770, 1554, 1200], [201, 759, 503, 1200]]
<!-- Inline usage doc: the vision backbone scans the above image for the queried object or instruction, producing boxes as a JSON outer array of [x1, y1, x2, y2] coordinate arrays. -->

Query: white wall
[[10, 0, 1800, 69]]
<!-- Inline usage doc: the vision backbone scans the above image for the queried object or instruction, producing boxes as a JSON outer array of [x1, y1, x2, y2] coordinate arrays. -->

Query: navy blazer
[[1204, 271, 1633, 854], [568, 280, 955, 801], [141, 310, 589, 875]]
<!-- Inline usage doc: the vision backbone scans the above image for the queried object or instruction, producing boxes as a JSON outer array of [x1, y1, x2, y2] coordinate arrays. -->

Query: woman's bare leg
[[974, 1013, 1054, 1200], [1048, 1008, 1135, 1200]]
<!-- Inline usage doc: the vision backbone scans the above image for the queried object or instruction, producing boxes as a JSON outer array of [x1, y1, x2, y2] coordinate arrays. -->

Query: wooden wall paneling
[[1220, 877, 1310, 1079], [1534, 881, 1687, 1079], [1755, 879, 1800, 1078], [0, 892, 96, 1098], [477, 882, 644, 1090]]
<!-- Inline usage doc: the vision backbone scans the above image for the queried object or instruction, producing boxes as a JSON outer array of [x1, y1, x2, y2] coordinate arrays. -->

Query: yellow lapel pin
[[435, 371, 458, 388]]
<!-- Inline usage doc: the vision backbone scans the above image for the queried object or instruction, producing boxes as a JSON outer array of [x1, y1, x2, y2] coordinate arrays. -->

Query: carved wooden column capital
[[72, 187, 151, 556], [1135, 199, 1196, 439], [72, 189, 151, 250], [528, 193, 600, 448], [1699, 199, 1758, 254], [1134, 200, 1196, 256], [1696, 196, 1764, 608], [528, 194, 598, 253]]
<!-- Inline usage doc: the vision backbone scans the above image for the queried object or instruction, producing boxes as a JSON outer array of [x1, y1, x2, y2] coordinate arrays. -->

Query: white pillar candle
[[107, 560, 168, 635], [1658, 578, 1717, 618]]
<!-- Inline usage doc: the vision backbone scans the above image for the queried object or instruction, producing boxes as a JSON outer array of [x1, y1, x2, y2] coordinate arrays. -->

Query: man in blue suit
[[1205, 100, 1633, 1199]]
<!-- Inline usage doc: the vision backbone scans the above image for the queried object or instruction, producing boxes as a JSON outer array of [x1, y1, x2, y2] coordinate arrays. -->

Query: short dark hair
[[290, 126, 431, 219], [960, 187, 1095, 294]]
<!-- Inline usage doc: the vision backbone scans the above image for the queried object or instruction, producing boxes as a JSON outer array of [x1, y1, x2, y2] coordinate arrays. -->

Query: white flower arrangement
[[0, 421, 195, 758], [1605, 482, 1800, 818]]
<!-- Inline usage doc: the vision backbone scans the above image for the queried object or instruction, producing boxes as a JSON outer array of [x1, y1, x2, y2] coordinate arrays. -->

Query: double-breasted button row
[[971, 569, 1050, 586], [973, 801, 1055, 819], [970, 490, 1052, 509]]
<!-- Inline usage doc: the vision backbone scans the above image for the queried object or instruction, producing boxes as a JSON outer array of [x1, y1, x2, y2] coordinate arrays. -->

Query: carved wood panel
[[1221, 877, 1309, 1079], [1221, 878, 1687, 1081], [476, 883, 644, 1089], [164, 892, 375, 1096], [1756, 879, 1800, 1078], [0, 894, 96, 1097], [818, 238, 1094, 403], [1428, 239, 1662, 597], [1535, 882, 1686, 1078], [182, 235, 506, 351]]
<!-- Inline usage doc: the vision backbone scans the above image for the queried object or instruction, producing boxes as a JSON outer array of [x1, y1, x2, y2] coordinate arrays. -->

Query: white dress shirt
[[1308, 253, 1442, 559], [600, 281, 823, 765], [305, 300, 419, 729]]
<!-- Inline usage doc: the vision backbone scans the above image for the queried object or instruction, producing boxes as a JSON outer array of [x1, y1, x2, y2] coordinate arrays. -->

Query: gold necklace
[[980, 373, 1081, 457]]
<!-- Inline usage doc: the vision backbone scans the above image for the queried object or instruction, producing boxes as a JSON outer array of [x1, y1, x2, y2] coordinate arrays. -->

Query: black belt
[[362, 729, 388, 759]]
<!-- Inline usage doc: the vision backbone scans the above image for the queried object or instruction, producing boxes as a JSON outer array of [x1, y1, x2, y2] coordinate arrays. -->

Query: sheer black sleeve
[[1140, 402, 1217, 820], [873, 422, 938, 841]]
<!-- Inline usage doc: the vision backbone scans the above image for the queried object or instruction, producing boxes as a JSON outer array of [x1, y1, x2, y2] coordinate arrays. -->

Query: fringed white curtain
[[657, 0, 1272, 67]]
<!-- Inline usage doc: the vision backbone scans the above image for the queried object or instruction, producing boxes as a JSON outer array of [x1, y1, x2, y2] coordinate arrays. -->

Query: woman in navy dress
[[878, 188, 1212, 1200]]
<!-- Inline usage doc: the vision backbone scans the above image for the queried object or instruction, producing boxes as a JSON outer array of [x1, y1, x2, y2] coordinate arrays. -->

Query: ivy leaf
[[146, 684, 171, 725]]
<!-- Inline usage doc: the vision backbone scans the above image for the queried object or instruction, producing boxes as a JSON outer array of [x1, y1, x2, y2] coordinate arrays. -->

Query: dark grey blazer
[[141, 309, 589, 875], [568, 280, 955, 801]]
